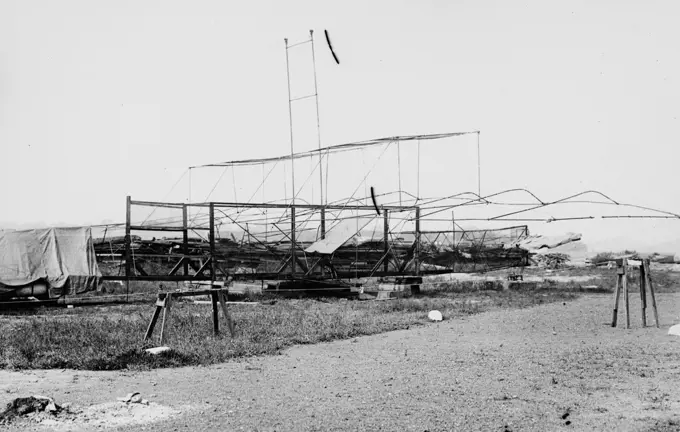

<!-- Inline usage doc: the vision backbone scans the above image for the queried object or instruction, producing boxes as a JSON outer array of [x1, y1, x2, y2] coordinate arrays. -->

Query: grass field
[[0, 283, 579, 371]]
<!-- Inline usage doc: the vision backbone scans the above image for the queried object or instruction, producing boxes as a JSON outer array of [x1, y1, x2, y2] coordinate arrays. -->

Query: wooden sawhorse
[[144, 288, 235, 344], [611, 258, 659, 329]]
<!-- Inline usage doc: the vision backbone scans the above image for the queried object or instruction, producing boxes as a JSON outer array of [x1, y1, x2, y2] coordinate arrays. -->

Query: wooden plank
[[158, 289, 228, 298], [101, 275, 212, 282], [194, 257, 213, 278], [129, 226, 186, 232], [217, 291, 235, 337], [207, 201, 415, 211], [159, 293, 173, 344], [168, 257, 187, 276], [144, 303, 163, 341], [627, 259, 642, 267], [130, 200, 186, 209], [131, 199, 414, 211]]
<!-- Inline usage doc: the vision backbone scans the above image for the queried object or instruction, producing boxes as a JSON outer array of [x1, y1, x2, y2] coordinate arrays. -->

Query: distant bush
[[535, 253, 571, 269], [592, 252, 615, 265], [591, 251, 640, 265]]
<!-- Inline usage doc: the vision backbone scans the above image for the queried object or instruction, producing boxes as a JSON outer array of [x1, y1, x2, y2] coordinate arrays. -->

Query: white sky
[[1, 1, 679, 252]]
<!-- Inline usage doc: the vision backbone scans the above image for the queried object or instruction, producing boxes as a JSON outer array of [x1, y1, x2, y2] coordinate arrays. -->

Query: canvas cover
[[0, 227, 101, 296], [305, 216, 377, 254]]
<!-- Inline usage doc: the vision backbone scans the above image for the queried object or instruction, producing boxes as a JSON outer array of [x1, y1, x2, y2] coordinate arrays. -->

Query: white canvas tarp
[[305, 216, 377, 254], [0, 227, 101, 296]]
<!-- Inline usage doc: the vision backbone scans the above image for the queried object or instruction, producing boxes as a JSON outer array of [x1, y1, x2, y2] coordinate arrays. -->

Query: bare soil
[[2, 292, 680, 431]]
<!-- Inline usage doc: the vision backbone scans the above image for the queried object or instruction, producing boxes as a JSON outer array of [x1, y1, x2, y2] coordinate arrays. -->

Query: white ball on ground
[[668, 324, 680, 336], [428, 310, 443, 321]]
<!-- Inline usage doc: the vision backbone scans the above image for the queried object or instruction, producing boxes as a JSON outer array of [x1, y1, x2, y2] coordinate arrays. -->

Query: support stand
[[144, 288, 235, 344], [611, 258, 659, 329]]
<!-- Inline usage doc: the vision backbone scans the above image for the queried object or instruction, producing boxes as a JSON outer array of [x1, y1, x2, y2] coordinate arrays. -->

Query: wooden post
[[290, 206, 296, 276], [320, 208, 325, 277], [414, 207, 420, 276], [383, 209, 389, 273], [209, 204, 220, 335], [125, 196, 132, 301], [183, 205, 189, 276], [159, 293, 173, 344], [611, 272, 622, 327], [643, 259, 660, 328], [209, 204, 216, 285], [639, 261, 647, 327], [211, 291, 220, 335], [622, 259, 630, 329]]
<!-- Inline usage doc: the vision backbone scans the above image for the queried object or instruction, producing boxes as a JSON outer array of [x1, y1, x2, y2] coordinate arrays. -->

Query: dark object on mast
[[371, 186, 380, 215], [324, 30, 340, 64]]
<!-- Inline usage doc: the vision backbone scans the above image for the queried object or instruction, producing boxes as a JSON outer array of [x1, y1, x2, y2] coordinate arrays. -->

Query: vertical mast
[[284, 38, 296, 206], [310, 30, 324, 206]]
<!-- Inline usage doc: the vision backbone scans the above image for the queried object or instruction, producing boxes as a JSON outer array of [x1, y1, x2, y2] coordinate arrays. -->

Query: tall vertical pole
[[284, 38, 297, 278], [182, 204, 189, 276], [477, 131, 481, 198], [262, 163, 268, 243], [284, 38, 296, 206], [417, 139, 421, 202], [310, 30, 324, 207], [125, 196, 131, 302], [397, 140, 402, 206]]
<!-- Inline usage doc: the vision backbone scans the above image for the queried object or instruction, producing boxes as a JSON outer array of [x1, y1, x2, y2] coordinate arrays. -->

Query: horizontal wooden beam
[[130, 198, 415, 212], [101, 275, 212, 281], [157, 289, 228, 299], [129, 226, 185, 232]]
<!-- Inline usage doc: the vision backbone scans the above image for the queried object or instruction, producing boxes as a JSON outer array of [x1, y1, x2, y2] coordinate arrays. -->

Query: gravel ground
[[3, 292, 680, 431]]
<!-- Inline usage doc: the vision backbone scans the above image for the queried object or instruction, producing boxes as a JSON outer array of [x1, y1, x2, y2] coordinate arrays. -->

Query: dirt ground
[[3, 292, 680, 431]]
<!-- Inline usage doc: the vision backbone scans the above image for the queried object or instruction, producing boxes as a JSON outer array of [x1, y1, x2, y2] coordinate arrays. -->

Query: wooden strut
[[611, 258, 659, 328], [144, 289, 236, 344]]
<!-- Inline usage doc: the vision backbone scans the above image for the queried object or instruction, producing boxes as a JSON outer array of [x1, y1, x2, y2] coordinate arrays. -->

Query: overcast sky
[[1, 1, 679, 252]]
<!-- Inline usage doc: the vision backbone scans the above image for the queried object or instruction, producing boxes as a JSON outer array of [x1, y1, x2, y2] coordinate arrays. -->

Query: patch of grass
[[0, 290, 578, 371]]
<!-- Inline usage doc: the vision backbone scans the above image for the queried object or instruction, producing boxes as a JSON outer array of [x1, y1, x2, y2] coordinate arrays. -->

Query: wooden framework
[[611, 258, 659, 329], [96, 197, 531, 291], [107, 196, 421, 288]]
